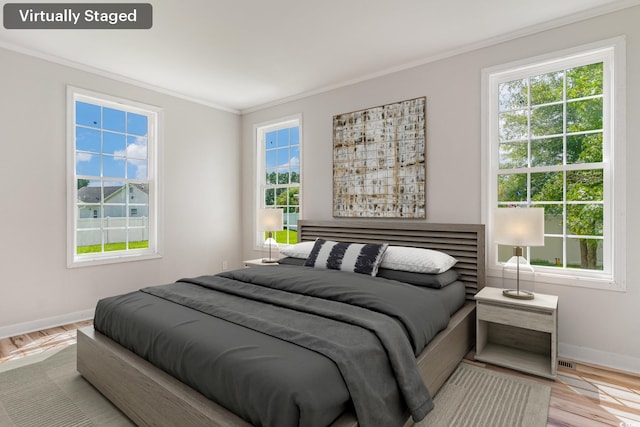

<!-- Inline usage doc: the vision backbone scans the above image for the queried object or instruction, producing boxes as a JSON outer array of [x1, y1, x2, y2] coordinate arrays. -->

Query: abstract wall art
[[332, 97, 426, 218]]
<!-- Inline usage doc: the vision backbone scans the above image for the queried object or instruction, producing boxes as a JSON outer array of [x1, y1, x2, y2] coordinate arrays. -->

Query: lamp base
[[502, 289, 535, 300], [261, 258, 279, 264]]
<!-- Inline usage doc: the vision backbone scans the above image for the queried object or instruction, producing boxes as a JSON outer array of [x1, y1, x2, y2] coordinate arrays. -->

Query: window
[[256, 116, 302, 247], [67, 87, 162, 267], [483, 38, 626, 290]]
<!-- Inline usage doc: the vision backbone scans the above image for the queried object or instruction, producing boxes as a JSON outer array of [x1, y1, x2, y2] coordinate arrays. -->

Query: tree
[[265, 170, 300, 209], [498, 62, 604, 269]]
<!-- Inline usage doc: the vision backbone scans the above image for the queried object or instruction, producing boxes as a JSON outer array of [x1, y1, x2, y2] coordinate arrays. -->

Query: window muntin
[[496, 61, 605, 271], [485, 40, 625, 289], [68, 88, 161, 266], [256, 117, 301, 246]]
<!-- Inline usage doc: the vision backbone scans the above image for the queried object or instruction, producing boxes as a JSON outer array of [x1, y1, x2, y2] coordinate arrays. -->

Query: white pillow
[[380, 246, 457, 274], [279, 241, 315, 259]]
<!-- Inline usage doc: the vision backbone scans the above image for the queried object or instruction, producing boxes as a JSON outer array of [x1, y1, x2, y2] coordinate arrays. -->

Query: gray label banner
[[4, 3, 152, 29]]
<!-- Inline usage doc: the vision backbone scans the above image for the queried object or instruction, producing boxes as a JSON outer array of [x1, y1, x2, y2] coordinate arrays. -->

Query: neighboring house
[[76, 184, 150, 247], [77, 184, 149, 219]]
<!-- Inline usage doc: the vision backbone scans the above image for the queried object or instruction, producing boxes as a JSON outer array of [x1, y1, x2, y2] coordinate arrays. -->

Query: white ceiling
[[1, 0, 637, 113]]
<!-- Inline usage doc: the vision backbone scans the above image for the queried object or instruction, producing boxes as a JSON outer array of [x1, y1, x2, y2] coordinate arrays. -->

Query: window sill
[[487, 266, 625, 292], [67, 251, 162, 268]]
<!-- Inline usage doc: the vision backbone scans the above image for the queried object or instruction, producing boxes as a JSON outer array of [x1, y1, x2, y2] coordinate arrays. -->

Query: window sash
[[67, 87, 162, 267], [255, 116, 302, 248], [482, 39, 625, 290]]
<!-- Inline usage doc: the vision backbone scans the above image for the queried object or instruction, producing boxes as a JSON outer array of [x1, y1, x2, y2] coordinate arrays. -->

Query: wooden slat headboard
[[298, 220, 485, 300]]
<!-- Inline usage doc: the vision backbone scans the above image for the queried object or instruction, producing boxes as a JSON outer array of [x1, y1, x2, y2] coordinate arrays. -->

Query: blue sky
[[265, 126, 300, 175], [75, 101, 148, 182]]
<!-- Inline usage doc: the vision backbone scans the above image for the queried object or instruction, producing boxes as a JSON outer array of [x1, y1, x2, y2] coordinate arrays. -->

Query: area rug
[[418, 362, 551, 427], [0, 345, 133, 427], [0, 345, 550, 427]]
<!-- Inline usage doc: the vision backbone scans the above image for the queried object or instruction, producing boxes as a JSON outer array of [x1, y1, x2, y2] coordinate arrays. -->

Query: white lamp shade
[[494, 208, 545, 247], [258, 208, 283, 232]]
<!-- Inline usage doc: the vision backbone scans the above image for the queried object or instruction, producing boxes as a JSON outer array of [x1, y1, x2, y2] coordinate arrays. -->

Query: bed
[[77, 220, 485, 427]]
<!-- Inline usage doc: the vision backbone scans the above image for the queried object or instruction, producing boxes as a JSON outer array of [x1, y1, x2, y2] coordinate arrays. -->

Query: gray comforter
[[94, 265, 458, 427]]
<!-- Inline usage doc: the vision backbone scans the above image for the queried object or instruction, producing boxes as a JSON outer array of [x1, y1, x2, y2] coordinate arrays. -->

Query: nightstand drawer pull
[[477, 302, 555, 332]]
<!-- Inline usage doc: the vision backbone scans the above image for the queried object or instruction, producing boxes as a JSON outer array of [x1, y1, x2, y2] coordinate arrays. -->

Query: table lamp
[[494, 207, 545, 299], [258, 208, 283, 263]]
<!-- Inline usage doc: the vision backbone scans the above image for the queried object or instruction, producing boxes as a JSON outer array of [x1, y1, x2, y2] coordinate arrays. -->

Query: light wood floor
[[1, 322, 639, 427], [464, 351, 640, 427], [0, 320, 92, 363]]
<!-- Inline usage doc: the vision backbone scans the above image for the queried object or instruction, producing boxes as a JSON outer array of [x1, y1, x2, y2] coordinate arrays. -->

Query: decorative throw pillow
[[380, 246, 457, 274], [304, 238, 388, 276]]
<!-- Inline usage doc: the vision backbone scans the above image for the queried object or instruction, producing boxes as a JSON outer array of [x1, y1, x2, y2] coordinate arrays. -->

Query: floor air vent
[[558, 359, 576, 369]]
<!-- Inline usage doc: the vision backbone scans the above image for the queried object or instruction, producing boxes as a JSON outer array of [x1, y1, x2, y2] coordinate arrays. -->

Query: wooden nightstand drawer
[[477, 302, 555, 333]]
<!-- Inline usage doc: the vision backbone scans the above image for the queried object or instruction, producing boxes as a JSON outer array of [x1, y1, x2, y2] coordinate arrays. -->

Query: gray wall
[[0, 47, 242, 336], [241, 6, 640, 372]]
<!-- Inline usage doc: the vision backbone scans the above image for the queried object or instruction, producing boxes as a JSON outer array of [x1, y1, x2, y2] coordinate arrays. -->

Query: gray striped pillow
[[303, 238, 388, 276]]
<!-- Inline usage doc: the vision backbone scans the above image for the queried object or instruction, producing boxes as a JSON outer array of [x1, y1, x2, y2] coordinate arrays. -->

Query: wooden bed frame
[[77, 220, 485, 427]]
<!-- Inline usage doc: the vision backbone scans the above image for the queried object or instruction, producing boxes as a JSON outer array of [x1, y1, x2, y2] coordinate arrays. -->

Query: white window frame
[[254, 114, 302, 249], [481, 37, 626, 291], [67, 86, 163, 267]]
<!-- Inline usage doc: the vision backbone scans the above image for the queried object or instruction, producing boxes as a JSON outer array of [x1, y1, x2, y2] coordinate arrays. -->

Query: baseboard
[[0, 308, 95, 340], [560, 343, 640, 376]]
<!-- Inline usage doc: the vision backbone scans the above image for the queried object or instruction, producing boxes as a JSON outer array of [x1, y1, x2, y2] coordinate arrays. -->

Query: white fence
[[284, 213, 299, 231], [77, 217, 149, 246]]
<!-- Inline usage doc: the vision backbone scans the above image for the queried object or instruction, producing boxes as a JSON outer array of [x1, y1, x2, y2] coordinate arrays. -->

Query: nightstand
[[475, 287, 558, 379], [243, 258, 281, 267]]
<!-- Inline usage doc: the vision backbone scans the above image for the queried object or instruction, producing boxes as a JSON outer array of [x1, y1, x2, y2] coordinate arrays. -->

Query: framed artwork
[[332, 96, 426, 218]]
